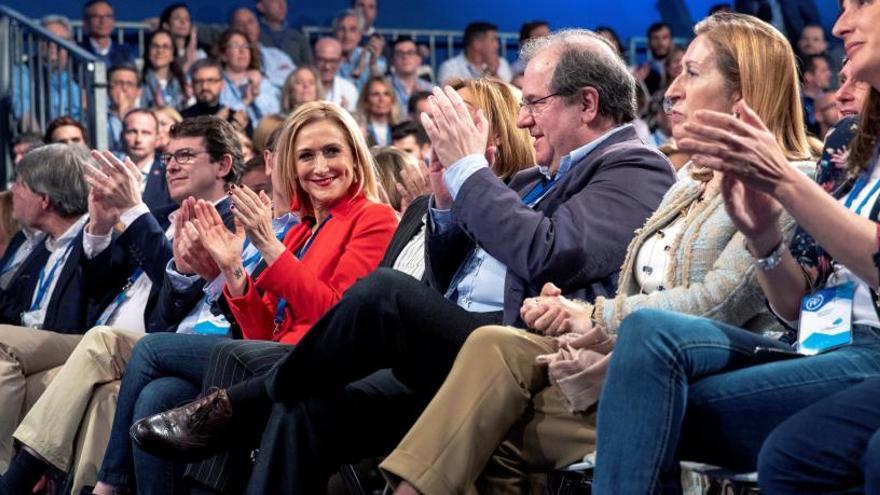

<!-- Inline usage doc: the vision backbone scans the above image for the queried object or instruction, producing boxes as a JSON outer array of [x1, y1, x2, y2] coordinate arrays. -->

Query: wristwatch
[[752, 240, 785, 271]]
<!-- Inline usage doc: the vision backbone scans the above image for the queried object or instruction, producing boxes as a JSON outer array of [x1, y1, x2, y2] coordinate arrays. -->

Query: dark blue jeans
[[593, 309, 880, 495], [758, 376, 880, 494], [97, 333, 225, 495]]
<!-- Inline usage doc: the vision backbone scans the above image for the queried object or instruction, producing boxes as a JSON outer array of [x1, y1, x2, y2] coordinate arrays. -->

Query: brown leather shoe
[[129, 388, 234, 462]]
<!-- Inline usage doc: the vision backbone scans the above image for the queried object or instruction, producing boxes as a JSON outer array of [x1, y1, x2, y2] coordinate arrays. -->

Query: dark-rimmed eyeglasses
[[161, 149, 209, 165], [519, 93, 560, 115]]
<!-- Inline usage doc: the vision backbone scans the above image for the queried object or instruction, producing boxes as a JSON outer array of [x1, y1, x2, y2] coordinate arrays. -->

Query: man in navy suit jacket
[[78, 0, 135, 69], [0, 144, 95, 471], [121, 109, 176, 229], [0, 117, 243, 488]]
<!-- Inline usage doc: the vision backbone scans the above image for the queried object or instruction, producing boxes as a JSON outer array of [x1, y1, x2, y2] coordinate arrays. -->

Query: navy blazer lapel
[[42, 230, 86, 321]]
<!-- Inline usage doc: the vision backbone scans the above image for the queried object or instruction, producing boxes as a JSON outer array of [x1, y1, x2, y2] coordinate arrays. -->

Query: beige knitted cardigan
[[538, 161, 816, 412]]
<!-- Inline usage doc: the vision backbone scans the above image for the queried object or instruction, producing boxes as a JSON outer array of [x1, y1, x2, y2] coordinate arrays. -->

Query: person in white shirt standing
[[437, 21, 512, 85]]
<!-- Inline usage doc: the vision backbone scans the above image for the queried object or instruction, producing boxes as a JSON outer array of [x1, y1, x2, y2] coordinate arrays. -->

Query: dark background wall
[[5, 0, 842, 44]]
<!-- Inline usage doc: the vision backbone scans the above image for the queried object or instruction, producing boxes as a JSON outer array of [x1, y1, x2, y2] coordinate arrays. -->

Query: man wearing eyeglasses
[[182, 60, 252, 136], [78, 0, 134, 68], [314, 37, 359, 112], [0, 116, 246, 494], [389, 37, 434, 111]]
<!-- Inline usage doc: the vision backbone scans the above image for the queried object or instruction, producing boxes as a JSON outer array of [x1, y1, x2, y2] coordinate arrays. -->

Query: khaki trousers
[[0, 325, 82, 472], [14, 326, 141, 476], [380, 325, 596, 495]]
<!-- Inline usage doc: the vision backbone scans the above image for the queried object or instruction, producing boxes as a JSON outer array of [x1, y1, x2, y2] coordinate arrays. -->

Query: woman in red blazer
[[80, 103, 396, 495], [193, 101, 399, 343]]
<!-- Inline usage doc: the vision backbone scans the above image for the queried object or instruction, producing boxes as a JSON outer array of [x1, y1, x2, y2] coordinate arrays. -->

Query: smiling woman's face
[[663, 35, 738, 140], [293, 119, 356, 212]]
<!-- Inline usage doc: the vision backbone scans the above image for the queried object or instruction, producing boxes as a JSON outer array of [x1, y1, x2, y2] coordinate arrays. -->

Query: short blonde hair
[[694, 13, 812, 160], [274, 101, 380, 217], [356, 76, 401, 124]]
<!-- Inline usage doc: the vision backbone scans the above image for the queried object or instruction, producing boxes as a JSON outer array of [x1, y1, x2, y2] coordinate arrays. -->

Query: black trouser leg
[[265, 268, 502, 403]]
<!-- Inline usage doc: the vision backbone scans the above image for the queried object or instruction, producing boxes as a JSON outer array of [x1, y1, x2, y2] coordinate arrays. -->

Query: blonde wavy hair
[[274, 101, 380, 217], [694, 12, 813, 160]]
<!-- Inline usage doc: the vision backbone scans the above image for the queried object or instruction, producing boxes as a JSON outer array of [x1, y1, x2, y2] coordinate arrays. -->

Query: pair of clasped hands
[[83, 150, 279, 288]]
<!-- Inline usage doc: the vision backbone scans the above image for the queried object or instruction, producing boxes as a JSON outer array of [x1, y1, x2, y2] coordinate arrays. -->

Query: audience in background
[[389, 37, 433, 111], [637, 21, 673, 94], [314, 37, 360, 112], [802, 53, 833, 136], [79, 0, 134, 67], [158, 3, 204, 74], [44, 115, 88, 147], [230, 7, 295, 92], [371, 146, 420, 212], [438, 21, 512, 84], [107, 64, 143, 152], [513, 20, 550, 73], [255, 0, 311, 66], [152, 106, 183, 152], [354, 0, 379, 36], [10, 134, 43, 167], [280, 66, 323, 114], [357, 76, 399, 146], [334, 9, 387, 90], [390, 120, 430, 165], [215, 28, 281, 128], [140, 29, 190, 110]]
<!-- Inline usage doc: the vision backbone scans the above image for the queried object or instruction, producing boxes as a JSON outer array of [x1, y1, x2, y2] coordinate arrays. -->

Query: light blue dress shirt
[[430, 123, 633, 313]]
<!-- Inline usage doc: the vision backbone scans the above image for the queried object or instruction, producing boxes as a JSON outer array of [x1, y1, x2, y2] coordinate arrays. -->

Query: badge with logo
[[798, 282, 855, 355]]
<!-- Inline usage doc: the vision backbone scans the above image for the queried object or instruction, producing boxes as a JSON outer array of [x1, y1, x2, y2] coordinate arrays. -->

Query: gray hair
[[332, 9, 365, 32], [40, 15, 71, 34], [16, 144, 89, 218], [521, 29, 637, 123]]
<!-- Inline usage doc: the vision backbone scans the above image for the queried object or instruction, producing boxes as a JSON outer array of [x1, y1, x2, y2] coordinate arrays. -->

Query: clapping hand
[[229, 185, 285, 264], [677, 100, 797, 196], [191, 200, 245, 271], [420, 86, 490, 169], [84, 150, 143, 212], [720, 173, 784, 255], [395, 165, 431, 214], [172, 197, 221, 279], [520, 282, 593, 336], [427, 149, 453, 209]]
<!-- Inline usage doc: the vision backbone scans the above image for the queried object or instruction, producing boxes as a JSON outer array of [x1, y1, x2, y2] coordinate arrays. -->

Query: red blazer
[[225, 193, 398, 344]]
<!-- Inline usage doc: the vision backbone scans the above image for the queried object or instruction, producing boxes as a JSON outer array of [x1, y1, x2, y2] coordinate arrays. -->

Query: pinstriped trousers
[[184, 340, 292, 493]]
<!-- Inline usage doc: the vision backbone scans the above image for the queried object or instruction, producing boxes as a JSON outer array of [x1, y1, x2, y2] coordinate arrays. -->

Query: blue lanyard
[[521, 176, 559, 206], [28, 243, 73, 311], [274, 215, 332, 333]]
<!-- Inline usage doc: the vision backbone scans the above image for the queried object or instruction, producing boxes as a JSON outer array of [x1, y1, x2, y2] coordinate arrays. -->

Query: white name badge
[[798, 282, 855, 355]]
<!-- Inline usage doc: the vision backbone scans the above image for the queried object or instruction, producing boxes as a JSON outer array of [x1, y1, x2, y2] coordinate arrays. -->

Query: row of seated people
[[1, 7, 879, 495]]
